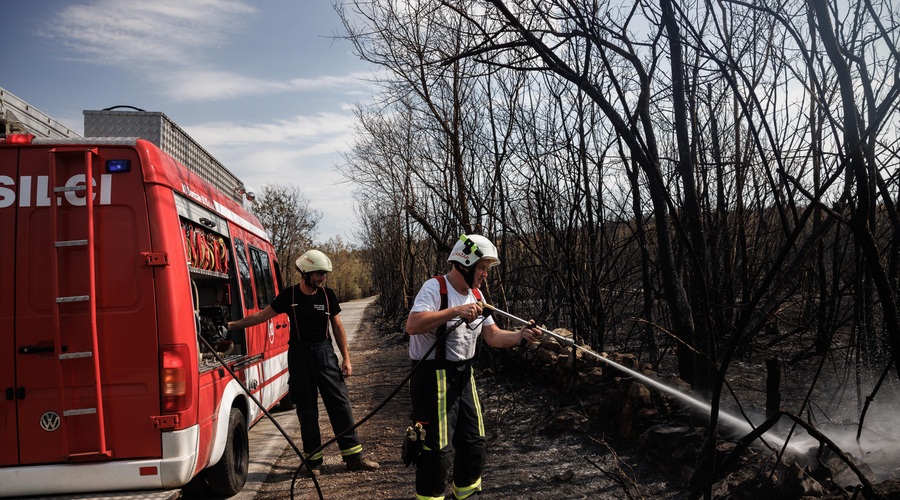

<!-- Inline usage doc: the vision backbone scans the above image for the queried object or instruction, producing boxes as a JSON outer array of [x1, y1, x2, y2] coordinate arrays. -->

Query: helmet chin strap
[[302, 272, 315, 288], [453, 262, 476, 288]]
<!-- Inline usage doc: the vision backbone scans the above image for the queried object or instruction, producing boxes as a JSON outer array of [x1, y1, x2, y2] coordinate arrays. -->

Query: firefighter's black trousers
[[289, 341, 363, 463], [410, 359, 486, 499]]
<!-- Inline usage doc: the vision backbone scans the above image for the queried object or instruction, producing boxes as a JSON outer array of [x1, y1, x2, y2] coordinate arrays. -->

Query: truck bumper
[[0, 425, 199, 498]]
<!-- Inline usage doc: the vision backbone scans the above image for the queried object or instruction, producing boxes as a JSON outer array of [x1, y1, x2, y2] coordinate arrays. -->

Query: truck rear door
[[0, 148, 19, 466], [12, 145, 163, 465]]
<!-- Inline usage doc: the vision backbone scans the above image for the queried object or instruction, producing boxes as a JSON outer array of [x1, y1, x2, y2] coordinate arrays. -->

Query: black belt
[[411, 358, 473, 371], [294, 340, 331, 349]]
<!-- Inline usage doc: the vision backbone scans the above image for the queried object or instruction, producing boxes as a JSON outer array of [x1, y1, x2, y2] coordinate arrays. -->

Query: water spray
[[481, 302, 801, 453]]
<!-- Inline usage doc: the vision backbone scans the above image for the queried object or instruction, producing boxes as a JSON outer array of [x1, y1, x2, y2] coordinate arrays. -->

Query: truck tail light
[[160, 344, 192, 413]]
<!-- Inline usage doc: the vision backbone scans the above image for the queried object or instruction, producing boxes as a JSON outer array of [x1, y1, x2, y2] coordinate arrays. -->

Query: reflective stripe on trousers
[[410, 359, 485, 499]]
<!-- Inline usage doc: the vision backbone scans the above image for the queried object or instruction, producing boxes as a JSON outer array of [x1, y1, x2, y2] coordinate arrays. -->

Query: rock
[[711, 465, 778, 499], [535, 347, 561, 365], [637, 424, 705, 475], [542, 406, 589, 435], [552, 470, 575, 482], [812, 445, 875, 490], [711, 462, 826, 499], [619, 382, 655, 440], [775, 462, 826, 498], [610, 352, 639, 370], [872, 478, 900, 499]]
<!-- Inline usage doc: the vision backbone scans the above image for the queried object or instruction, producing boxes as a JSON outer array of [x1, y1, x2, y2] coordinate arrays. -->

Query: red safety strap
[[434, 275, 484, 306]]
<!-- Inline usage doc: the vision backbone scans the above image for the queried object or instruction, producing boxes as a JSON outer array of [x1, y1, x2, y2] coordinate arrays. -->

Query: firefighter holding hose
[[405, 234, 542, 500]]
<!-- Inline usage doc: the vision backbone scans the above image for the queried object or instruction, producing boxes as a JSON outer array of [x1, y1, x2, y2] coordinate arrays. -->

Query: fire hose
[[480, 301, 691, 396], [479, 302, 575, 347], [479, 301, 796, 451], [196, 333, 325, 499], [480, 300, 693, 397]]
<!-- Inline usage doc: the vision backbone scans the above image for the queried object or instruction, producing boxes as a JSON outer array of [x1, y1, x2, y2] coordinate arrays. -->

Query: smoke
[[779, 372, 900, 481]]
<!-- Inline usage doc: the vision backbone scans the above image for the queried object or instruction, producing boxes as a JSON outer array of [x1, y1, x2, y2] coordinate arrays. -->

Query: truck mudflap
[[0, 425, 199, 498]]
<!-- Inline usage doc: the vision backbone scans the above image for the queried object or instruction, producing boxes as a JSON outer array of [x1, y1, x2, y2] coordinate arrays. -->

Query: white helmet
[[296, 249, 333, 273], [448, 234, 500, 268]]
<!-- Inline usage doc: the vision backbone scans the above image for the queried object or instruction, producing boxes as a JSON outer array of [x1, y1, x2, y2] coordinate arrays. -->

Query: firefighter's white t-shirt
[[408, 276, 496, 361]]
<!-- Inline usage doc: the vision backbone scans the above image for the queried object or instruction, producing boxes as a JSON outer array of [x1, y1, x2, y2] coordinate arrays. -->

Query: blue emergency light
[[106, 159, 131, 173]]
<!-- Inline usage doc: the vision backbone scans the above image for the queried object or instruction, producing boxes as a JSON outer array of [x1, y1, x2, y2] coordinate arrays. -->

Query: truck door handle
[[17, 387, 25, 400], [5, 388, 12, 401], [19, 345, 67, 354]]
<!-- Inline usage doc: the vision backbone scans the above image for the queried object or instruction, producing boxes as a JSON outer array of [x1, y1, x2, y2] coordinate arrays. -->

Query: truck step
[[59, 351, 93, 360], [55, 239, 88, 247], [63, 408, 97, 416], [56, 295, 90, 303]]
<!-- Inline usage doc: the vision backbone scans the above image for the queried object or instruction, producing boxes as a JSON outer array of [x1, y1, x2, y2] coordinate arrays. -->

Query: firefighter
[[405, 234, 542, 499], [227, 249, 378, 474]]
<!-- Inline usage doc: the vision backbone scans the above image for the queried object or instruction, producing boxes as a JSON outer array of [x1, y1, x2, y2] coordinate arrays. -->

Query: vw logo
[[40, 412, 61, 432]]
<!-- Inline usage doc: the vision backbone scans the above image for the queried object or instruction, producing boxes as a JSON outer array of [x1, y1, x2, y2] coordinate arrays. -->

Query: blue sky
[[3, 0, 376, 244]]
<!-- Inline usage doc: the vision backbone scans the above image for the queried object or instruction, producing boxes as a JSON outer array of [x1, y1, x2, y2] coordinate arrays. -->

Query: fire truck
[[0, 88, 292, 497]]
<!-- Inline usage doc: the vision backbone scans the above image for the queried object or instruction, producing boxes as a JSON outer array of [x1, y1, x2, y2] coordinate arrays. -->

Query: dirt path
[[254, 298, 413, 500], [255, 299, 689, 500]]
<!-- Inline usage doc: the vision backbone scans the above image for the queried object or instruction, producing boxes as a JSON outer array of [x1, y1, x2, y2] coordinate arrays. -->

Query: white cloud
[[163, 70, 376, 101], [44, 0, 377, 103], [163, 70, 290, 101], [186, 112, 357, 146], [201, 123, 360, 242], [183, 113, 357, 201], [47, 0, 255, 68]]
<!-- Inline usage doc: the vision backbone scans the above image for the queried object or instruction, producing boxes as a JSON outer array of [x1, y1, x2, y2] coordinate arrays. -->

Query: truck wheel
[[206, 407, 249, 496]]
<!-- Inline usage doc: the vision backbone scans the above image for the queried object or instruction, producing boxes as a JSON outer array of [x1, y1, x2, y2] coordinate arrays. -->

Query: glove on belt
[[402, 422, 426, 467]]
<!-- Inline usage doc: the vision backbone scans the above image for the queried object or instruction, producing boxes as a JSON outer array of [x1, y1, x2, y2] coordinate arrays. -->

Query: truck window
[[274, 260, 284, 291], [249, 246, 275, 308], [233, 239, 256, 309]]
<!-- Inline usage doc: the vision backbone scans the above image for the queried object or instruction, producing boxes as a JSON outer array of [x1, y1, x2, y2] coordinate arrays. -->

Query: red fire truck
[[0, 101, 292, 497]]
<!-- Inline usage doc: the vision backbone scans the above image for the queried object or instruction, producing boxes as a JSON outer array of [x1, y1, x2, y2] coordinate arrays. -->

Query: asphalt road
[[229, 295, 378, 500]]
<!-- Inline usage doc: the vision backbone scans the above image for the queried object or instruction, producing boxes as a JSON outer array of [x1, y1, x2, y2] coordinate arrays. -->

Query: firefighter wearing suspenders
[[405, 235, 542, 500], [227, 249, 379, 474]]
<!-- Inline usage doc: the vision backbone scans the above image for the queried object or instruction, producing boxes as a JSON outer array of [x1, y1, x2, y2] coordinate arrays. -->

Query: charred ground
[[253, 299, 690, 500], [252, 300, 900, 500]]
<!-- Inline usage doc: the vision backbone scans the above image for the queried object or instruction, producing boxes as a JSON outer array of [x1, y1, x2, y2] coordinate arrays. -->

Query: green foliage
[[319, 236, 374, 302]]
